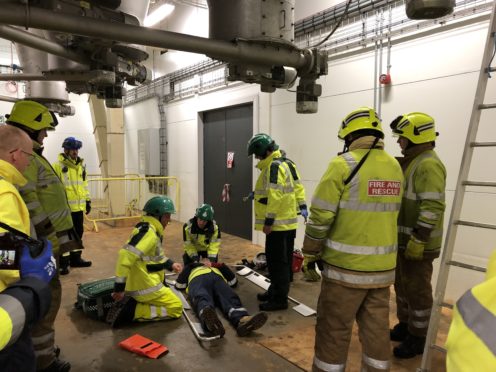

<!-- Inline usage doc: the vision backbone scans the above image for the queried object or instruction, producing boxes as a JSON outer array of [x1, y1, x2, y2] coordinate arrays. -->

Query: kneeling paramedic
[[175, 262, 267, 337], [107, 196, 183, 328], [303, 107, 404, 372], [183, 203, 221, 265]]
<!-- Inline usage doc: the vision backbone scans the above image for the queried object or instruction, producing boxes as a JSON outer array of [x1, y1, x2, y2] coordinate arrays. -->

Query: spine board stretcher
[[166, 279, 222, 342], [235, 265, 316, 317]]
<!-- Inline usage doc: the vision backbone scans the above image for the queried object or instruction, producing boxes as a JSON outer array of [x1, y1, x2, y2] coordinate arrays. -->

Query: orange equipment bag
[[119, 334, 169, 359], [292, 250, 304, 273]]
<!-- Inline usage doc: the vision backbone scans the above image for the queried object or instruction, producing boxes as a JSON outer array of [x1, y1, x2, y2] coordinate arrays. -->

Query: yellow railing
[[85, 175, 180, 232]]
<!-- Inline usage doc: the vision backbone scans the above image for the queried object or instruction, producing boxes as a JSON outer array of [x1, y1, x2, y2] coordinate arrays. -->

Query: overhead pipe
[[0, 25, 90, 65], [0, 3, 311, 71], [295, 0, 394, 37]]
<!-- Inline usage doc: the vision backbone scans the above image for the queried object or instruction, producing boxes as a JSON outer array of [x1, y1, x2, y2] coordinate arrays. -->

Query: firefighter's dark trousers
[[265, 229, 295, 305], [189, 273, 248, 327], [394, 252, 434, 337], [313, 279, 391, 372]]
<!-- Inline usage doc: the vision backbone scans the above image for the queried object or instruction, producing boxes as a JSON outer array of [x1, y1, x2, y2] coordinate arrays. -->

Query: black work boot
[[393, 334, 426, 359], [59, 255, 70, 275], [199, 307, 225, 337], [256, 291, 270, 301], [69, 251, 92, 267], [106, 297, 137, 328], [39, 358, 71, 372], [236, 312, 268, 337], [390, 322, 409, 342], [259, 301, 288, 311]]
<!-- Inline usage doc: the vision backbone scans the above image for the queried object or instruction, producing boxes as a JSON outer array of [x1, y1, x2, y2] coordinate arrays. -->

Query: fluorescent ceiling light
[[144, 4, 175, 27]]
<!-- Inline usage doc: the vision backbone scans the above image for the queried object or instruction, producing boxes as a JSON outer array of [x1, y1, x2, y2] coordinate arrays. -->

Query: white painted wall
[[123, 17, 493, 301], [0, 93, 100, 174]]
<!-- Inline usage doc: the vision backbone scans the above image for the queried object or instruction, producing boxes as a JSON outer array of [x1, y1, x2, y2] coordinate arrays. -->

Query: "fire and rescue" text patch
[[367, 180, 401, 196]]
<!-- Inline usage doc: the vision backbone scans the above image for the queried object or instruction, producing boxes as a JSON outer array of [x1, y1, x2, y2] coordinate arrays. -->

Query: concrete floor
[[54, 219, 448, 371]]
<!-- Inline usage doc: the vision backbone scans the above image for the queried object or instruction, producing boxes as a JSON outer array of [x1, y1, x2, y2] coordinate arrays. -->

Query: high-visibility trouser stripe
[[269, 182, 294, 193], [339, 200, 400, 212], [228, 307, 247, 318], [57, 233, 70, 245], [411, 320, 430, 329], [227, 277, 237, 286], [322, 264, 394, 286], [362, 354, 390, 370], [326, 239, 397, 255], [313, 356, 345, 371], [457, 289, 496, 356], [149, 305, 168, 319], [33, 331, 55, 356], [311, 196, 338, 213], [411, 308, 432, 317], [255, 218, 298, 226], [126, 283, 164, 297], [1, 295, 25, 348]]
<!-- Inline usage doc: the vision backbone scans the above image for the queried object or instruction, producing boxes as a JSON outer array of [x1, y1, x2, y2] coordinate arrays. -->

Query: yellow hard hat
[[390, 112, 438, 144], [338, 107, 384, 140], [6, 100, 58, 132]]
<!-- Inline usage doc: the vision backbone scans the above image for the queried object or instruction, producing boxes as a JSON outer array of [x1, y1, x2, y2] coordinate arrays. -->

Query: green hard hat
[[195, 203, 214, 221], [247, 133, 279, 157], [143, 196, 175, 217]]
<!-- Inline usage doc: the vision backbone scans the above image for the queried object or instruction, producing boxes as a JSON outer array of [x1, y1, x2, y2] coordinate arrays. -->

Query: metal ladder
[[418, 4, 496, 371]]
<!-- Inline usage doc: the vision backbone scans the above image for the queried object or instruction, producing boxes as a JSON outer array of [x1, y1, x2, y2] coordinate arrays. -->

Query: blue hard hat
[[62, 137, 82, 150]]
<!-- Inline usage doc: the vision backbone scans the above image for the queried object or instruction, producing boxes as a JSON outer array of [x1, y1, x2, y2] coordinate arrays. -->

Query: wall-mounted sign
[[227, 151, 235, 168]]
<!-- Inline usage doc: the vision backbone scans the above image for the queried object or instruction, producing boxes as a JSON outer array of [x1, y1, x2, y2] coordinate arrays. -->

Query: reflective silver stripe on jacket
[[398, 225, 443, 238], [417, 192, 444, 200], [126, 282, 164, 297], [362, 354, 389, 370], [341, 152, 360, 199], [175, 282, 187, 289], [311, 196, 338, 213], [326, 240, 397, 255], [313, 356, 345, 371], [456, 289, 496, 356], [115, 276, 126, 283], [322, 264, 394, 285], [339, 200, 400, 212], [1, 294, 25, 348], [25, 200, 41, 210], [268, 183, 294, 193], [48, 208, 71, 223], [420, 211, 438, 220], [306, 222, 329, 232]]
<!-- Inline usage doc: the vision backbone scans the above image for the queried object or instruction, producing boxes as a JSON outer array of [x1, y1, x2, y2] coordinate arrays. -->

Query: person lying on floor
[[175, 260, 267, 337], [106, 196, 183, 328]]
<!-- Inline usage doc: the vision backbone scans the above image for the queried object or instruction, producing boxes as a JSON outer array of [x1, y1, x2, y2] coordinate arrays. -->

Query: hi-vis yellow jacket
[[303, 137, 404, 288], [114, 216, 175, 303], [254, 150, 306, 231], [0, 159, 30, 291], [397, 149, 446, 256], [19, 141, 74, 255], [446, 250, 496, 371], [183, 218, 221, 261], [52, 154, 90, 213]]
